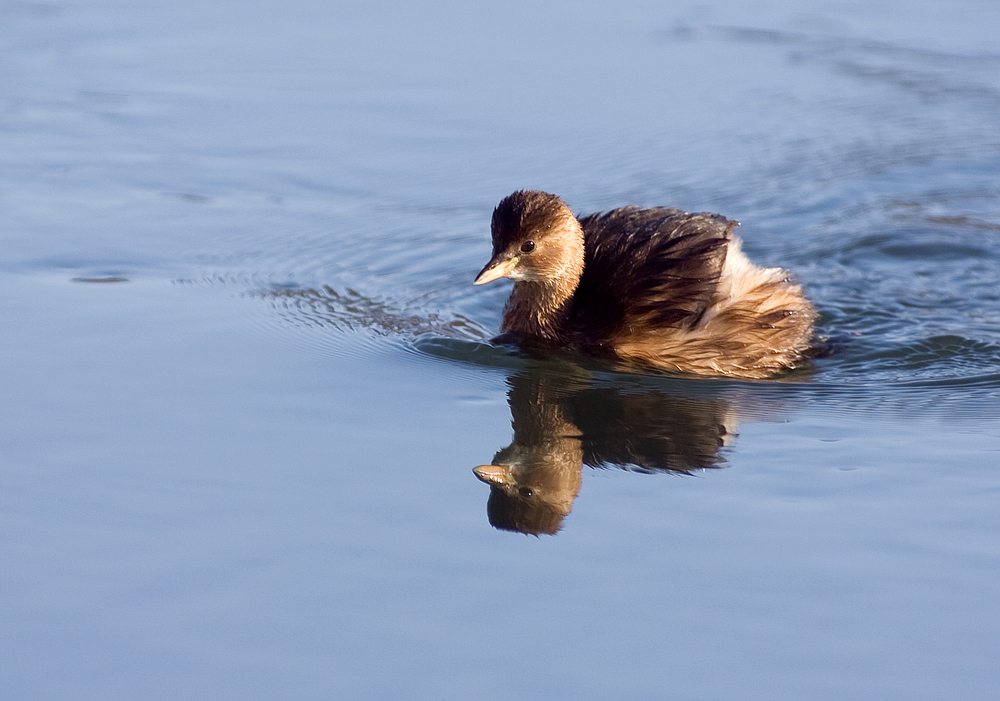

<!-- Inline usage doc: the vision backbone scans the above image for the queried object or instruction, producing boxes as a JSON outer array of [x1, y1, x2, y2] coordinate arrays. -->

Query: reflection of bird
[[475, 191, 816, 378], [473, 370, 740, 535]]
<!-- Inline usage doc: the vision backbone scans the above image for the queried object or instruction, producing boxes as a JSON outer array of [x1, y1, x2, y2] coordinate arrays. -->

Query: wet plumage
[[474, 190, 816, 378]]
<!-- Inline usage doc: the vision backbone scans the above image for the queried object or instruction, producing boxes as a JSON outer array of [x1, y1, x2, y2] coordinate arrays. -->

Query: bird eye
[[518, 487, 534, 498], [520, 240, 535, 254]]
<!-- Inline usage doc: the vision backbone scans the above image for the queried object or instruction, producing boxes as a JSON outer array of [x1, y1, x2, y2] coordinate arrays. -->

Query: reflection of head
[[474, 446, 583, 535], [486, 487, 568, 536]]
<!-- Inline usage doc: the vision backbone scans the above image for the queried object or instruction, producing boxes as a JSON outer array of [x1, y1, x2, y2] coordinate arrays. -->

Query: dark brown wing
[[566, 206, 736, 344]]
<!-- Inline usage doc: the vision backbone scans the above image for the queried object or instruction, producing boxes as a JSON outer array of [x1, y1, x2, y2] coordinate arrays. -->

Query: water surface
[[2, 1, 999, 699]]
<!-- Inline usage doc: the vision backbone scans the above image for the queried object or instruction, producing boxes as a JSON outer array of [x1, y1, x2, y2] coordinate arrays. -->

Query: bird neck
[[501, 276, 579, 341]]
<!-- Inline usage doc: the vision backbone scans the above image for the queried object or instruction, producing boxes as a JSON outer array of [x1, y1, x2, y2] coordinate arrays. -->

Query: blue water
[[3, 1, 999, 699]]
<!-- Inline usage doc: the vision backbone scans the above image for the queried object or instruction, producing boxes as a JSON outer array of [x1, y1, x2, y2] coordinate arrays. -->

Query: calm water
[[3, 1, 1000, 699]]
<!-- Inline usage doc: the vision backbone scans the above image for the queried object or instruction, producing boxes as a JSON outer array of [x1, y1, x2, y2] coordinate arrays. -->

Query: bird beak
[[473, 464, 510, 486], [473, 255, 518, 285]]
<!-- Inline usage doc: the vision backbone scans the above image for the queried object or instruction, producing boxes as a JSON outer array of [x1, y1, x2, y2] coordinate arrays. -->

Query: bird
[[473, 190, 816, 378]]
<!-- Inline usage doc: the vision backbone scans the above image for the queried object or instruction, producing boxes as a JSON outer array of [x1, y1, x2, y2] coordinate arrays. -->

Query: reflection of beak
[[473, 464, 510, 486], [473, 255, 519, 285]]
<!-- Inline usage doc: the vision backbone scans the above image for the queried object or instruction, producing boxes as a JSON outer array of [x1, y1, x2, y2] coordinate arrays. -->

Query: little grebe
[[474, 190, 816, 378]]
